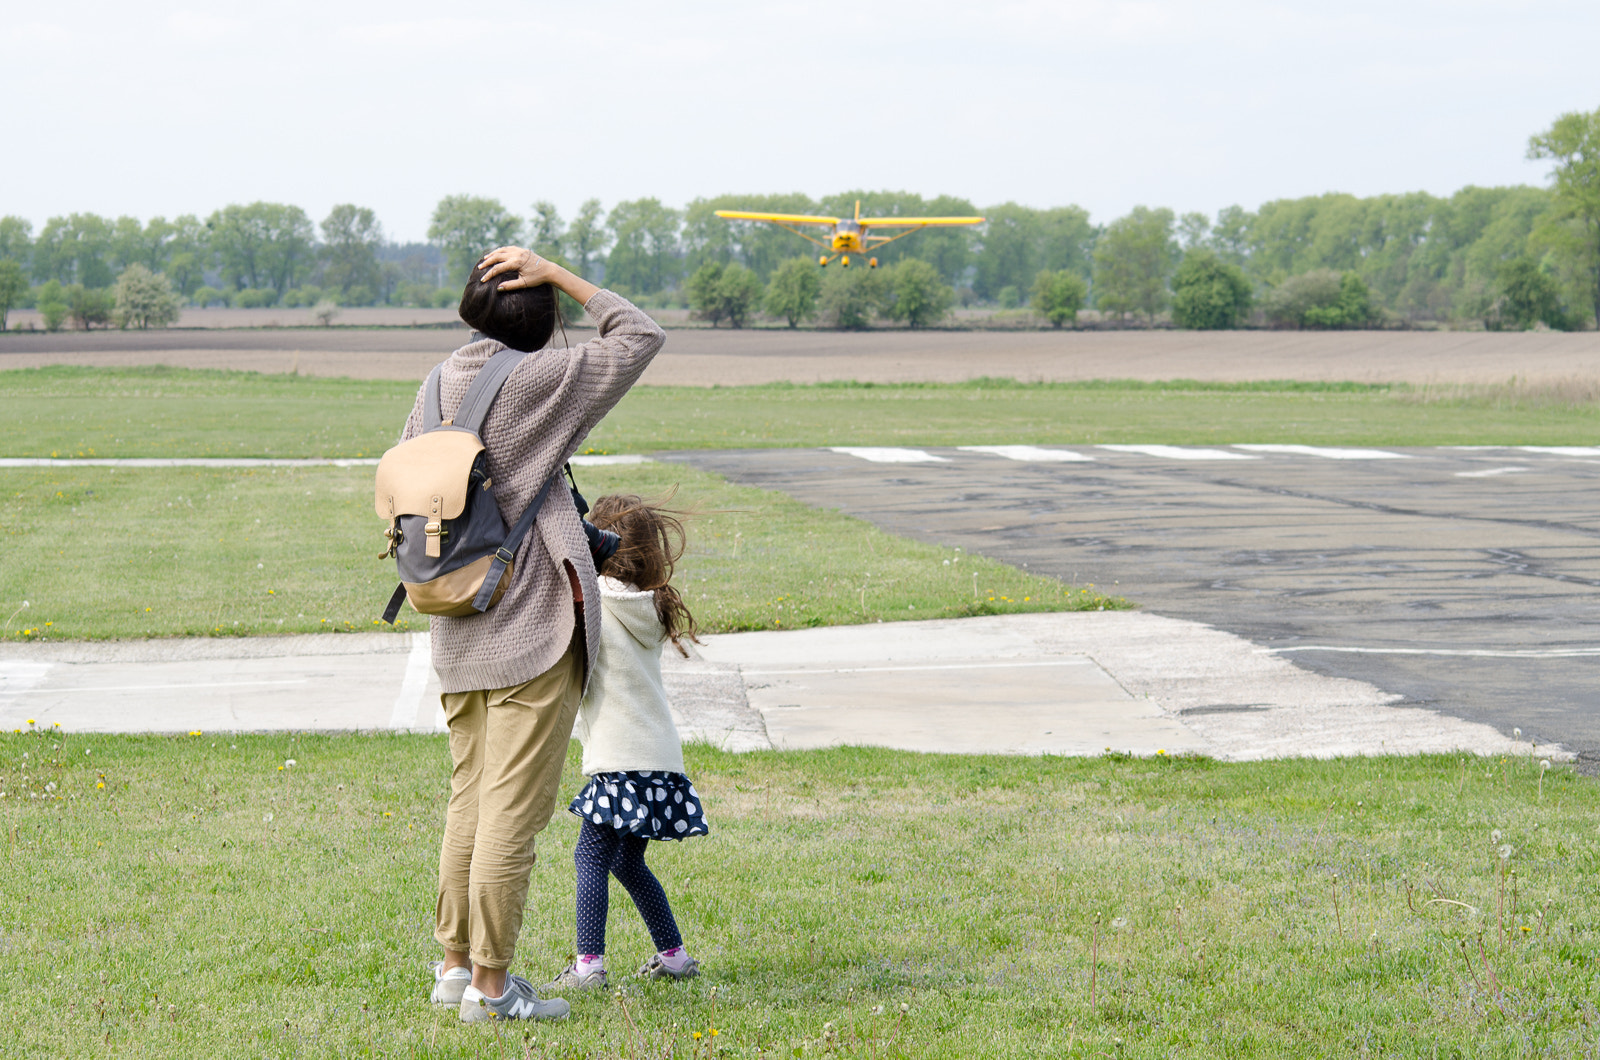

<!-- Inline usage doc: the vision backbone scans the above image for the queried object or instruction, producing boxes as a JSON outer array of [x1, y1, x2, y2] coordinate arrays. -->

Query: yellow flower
[[25, 719, 34, 726], [189, 730, 202, 737], [96, 782, 105, 790], [693, 1032, 702, 1040], [382, 811, 393, 818]]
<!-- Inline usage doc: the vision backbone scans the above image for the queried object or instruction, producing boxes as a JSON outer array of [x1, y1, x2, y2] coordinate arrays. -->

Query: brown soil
[[3, 323, 1598, 386]]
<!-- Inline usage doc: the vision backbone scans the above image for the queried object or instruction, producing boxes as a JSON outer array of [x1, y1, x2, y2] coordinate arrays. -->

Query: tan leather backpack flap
[[374, 430, 486, 520]]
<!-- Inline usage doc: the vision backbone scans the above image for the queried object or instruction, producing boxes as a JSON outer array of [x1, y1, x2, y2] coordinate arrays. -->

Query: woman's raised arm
[[476, 246, 600, 306]]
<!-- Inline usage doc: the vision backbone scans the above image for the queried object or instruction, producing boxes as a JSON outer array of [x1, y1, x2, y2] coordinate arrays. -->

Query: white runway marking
[[1, 678, 308, 694], [958, 445, 1095, 462], [0, 455, 650, 469], [1456, 466, 1530, 478], [1097, 445, 1258, 461], [0, 662, 53, 697], [1516, 446, 1600, 457], [743, 659, 1097, 676], [828, 447, 950, 463], [389, 633, 433, 730], [1233, 444, 1408, 460], [0, 458, 379, 468], [1273, 645, 1600, 659]]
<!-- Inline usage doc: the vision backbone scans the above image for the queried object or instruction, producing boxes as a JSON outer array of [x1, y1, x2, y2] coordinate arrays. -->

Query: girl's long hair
[[590, 492, 701, 656]]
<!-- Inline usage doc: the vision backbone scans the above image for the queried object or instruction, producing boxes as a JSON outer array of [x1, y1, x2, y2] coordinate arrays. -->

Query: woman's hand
[[477, 246, 550, 292], [477, 245, 601, 306]]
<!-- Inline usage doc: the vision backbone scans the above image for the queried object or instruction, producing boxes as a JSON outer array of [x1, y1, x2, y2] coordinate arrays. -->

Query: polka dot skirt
[[568, 770, 709, 841]]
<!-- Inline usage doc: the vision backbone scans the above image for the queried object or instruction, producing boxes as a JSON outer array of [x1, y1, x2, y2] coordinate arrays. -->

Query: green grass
[[0, 462, 1119, 641], [3, 732, 1596, 1057], [5, 367, 1600, 458]]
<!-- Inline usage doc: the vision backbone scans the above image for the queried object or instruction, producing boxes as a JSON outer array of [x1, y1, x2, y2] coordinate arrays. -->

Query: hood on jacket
[[600, 577, 664, 649]]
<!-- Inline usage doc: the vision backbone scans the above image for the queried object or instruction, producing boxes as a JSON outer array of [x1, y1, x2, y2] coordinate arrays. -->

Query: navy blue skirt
[[567, 770, 710, 841]]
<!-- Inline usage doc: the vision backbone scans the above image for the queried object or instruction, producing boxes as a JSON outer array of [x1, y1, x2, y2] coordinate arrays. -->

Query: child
[[546, 494, 709, 992]]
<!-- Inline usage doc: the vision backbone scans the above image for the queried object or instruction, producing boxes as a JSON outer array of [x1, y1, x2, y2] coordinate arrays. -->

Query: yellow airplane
[[714, 200, 984, 267]]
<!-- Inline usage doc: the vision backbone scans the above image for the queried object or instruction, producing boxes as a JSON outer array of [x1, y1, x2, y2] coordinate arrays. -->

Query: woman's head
[[591, 493, 700, 652], [458, 262, 559, 351]]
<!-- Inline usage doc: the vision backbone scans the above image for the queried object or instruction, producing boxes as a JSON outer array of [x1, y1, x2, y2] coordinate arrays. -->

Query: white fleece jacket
[[574, 577, 686, 776]]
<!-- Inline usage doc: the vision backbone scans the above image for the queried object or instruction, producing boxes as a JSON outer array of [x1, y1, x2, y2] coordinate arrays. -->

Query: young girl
[[546, 494, 709, 992]]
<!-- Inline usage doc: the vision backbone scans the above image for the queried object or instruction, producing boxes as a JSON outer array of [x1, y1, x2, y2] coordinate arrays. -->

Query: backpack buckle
[[424, 520, 447, 558]]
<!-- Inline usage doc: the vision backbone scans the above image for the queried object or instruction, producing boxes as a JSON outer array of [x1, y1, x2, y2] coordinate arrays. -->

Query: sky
[[2, 0, 1594, 243]]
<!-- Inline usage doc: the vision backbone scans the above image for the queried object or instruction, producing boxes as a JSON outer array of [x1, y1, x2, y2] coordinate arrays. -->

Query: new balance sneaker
[[459, 974, 571, 1023], [636, 953, 700, 980], [544, 962, 608, 992], [429, 961, 473, 1006]]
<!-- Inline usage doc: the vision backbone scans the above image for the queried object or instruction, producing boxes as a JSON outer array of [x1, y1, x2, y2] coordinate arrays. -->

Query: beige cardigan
[[399, 291, 664, 693]]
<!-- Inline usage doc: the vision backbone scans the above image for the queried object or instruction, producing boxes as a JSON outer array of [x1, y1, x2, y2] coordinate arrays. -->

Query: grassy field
[[5, 367, 1600, 459], [0, 461, 1118, 641], [2, 731, 1595, 1057]]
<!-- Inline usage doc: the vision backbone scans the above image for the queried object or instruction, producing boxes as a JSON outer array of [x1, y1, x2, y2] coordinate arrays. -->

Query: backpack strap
[[422, 364, 445, 430], [470, 472, 562, 613], [452, 348, 534, 434]]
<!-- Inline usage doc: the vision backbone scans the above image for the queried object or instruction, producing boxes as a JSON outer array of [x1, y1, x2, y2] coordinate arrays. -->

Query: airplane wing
[[715, 210, 841, 225], [858, 216, 986, 227]]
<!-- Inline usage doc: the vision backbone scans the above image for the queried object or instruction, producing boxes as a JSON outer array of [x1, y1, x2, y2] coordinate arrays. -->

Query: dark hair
[[590, 493, 701, 656], [458, 262, 559, 352]]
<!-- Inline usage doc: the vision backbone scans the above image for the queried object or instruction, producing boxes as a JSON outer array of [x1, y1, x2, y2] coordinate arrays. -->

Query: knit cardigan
[[574, 577, 686, 776], [398, 291, 665, 693]]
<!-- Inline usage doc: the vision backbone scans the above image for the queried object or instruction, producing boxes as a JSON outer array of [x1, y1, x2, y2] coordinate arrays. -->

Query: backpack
[[374, 349, 560, 625]]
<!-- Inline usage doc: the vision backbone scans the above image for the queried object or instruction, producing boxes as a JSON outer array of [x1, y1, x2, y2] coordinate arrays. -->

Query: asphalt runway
[[664, 443, 1600, 766]]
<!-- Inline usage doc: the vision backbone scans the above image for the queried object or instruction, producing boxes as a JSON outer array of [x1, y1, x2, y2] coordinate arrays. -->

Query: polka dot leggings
[[574, 818, 682, 955]]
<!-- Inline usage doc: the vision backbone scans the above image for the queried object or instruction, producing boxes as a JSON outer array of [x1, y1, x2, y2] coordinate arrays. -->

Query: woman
[[408, 247, 665, 1023]]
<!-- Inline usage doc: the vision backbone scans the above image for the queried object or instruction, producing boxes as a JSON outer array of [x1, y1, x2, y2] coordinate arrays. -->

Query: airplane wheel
[[869, 257, 878, 268], [842, 256, 850, 268], [818, 256, 828, 267]]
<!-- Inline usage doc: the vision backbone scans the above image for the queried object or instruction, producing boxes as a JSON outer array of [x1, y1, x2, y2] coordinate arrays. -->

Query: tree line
[[2, 107, 1596, 332]]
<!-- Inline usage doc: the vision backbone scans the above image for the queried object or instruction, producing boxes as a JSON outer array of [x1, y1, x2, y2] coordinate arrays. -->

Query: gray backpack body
[[374, 349, 559, 624]]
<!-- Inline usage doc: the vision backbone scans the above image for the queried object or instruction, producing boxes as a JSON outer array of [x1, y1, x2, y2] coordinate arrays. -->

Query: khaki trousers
[[434, 645, 583, 969]]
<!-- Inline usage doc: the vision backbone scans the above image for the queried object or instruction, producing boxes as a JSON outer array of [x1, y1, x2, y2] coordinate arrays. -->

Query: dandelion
[[1498, 844, 1514, 861], [189, 731, 202, 737], [284, 759, 296, 768], [263, 813, 274, 822], [26, 719, 34, 726], [1157, 749, 1167, 756], [1490, 829, 1502, 844], [692, 1032, 702, 1040], [382, 811, 393, 818], [96, 782, 104, 790]]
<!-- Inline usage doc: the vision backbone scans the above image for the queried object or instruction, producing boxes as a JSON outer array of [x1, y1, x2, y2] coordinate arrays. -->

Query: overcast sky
[[2, 0, 1592, 242]]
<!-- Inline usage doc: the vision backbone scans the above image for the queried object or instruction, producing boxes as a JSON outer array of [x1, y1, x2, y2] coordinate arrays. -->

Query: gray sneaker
[[429, 961, 473, 1006], [545, 963, 608, 992], [636, 954, 700, 980], [459, 974, 571, 1023]]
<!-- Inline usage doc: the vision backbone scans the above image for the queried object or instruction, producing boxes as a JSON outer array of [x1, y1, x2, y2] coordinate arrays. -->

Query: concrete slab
[[0, 613, 1560, 762]]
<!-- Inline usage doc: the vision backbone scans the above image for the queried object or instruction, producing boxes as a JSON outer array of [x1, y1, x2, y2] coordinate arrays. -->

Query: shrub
[[1171, 251, 1253, 330], [1491, 258, 1571, 330], [881, 259, 954, 329], [818, 267, 885, 330], [65, 285, 114, 330], [996, 285, 1021, 309], [687, 262, 765, 329], [1030, 270, 1088, 328], [280, 287, 322, 308], [763, 257, 822, 328], [192, 286, 230, 308], [1263, 270, 1376, 329], [311, 300, 340, 327], [112, 264, 181, 329], [234, 288, 279, 309]]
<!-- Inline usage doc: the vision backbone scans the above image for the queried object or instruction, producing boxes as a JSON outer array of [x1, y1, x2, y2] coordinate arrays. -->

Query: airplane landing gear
[[842, 255, 850, 268], [818, 255, 828, 266], [868, 257, 878, 268]]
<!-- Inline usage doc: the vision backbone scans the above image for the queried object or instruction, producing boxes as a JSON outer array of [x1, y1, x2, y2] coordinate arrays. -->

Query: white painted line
[[827, 447, 950, 463], [0, 458, 378, 468], [0, 679, 308, 694], [569, 455, 650, 465], [1097, 445, 1258, 461], [1456, 466, 1530, 478], [958, 445, 1095, 462], [1273, 645, 1600, 659], [743, 659, 1096, 676], [0, 662, 52, 697], [1517, 447, 1600, 456], [1233, 444, 1408, 460], [390, 633, 433, 730]]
